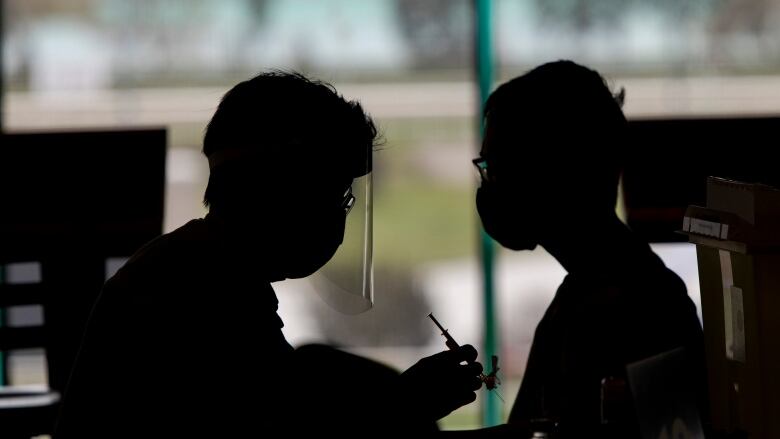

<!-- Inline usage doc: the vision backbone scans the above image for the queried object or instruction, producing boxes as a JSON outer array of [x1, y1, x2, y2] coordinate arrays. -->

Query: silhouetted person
[[474, 61, 706, 437], [55, 72, 483, 437]]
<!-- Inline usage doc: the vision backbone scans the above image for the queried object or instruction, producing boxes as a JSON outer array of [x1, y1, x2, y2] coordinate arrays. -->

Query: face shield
[[310, 151, 373, 314]]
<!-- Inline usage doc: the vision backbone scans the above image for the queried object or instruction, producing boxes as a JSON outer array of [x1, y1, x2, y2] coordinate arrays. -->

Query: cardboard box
[[683, 177, 780, 438]]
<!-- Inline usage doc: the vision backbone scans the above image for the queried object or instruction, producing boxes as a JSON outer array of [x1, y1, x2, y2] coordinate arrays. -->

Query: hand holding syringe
[[428, 313, 503, 402]]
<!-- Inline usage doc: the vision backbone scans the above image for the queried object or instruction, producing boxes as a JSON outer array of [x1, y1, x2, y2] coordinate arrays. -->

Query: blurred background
[[3, 0, 780, 430]]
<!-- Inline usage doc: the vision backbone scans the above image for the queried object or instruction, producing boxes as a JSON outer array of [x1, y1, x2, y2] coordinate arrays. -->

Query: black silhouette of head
[[202, 71, 377, 279], [476, 60, 626, 250]]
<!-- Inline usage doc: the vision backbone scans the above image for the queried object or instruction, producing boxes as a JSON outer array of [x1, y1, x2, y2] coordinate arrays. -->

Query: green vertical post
[[474, 0, 499, 427], [1, 0, 5, 133], [0, 264, 5, 386]]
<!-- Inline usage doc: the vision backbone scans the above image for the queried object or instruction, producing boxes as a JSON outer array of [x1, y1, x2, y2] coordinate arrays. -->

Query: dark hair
[[484, 60, 626, 209], [202, 71, 378, 209]]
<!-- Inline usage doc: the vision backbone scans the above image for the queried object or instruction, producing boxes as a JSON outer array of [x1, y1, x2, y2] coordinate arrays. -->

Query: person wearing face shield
[[55, 72, 483, 438], [474, 61, 707, 437]]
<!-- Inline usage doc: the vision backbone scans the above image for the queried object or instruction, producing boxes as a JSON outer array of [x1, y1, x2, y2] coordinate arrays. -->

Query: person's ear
[[614, 87, 626, 108]]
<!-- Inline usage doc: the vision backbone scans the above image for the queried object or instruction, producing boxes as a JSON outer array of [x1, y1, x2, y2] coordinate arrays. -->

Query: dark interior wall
[[624, 116, 780, 242]]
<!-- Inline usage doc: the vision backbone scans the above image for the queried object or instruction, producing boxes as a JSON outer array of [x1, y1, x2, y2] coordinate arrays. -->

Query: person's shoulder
[[618, 235, 689, 294], [132, 218, 209, 262], [108, 218, 212, 284], [558, 250, 687, 297], [620, 250, 692, 312], [638, 244, 688, 295]]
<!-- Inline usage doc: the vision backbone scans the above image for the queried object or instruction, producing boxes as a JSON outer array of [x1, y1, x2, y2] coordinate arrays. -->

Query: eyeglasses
[[472, 157, 489, 182], [342, 185, 356, 215]]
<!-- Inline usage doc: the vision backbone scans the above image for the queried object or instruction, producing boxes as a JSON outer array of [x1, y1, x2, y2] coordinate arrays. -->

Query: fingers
[[425, 347, 484, 389], [448, 384, 479, 411], [401, 348, 487, 421], [470, 374, 484, 391], [458, 364, 484, 391], [455, 344, 479, 363], [464, 360, 483, 376], [414, 345, 486, 406], [461, 390, 478, 406], [430, 344, 479, 365], [447, 361, 484, 393]]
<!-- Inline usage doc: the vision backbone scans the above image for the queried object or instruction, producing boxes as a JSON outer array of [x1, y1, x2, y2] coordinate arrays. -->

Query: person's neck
[[204, 211, 284, 283], [539, 212, 648, 276]]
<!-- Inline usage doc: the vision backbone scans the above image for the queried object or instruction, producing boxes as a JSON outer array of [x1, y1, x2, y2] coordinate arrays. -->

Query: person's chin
[[285, 249, 339, 280], [281, 258, 327, 279], [285, 267, 319, 280], [498, 238, 538, 252]]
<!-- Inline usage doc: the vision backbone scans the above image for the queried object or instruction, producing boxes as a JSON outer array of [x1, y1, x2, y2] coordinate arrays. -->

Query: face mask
[[273, 195, 348, 280], [476, 184, 539, 251]]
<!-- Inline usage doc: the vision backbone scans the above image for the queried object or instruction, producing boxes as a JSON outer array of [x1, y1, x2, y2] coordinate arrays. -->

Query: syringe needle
[[428, 313, 460, 350]]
